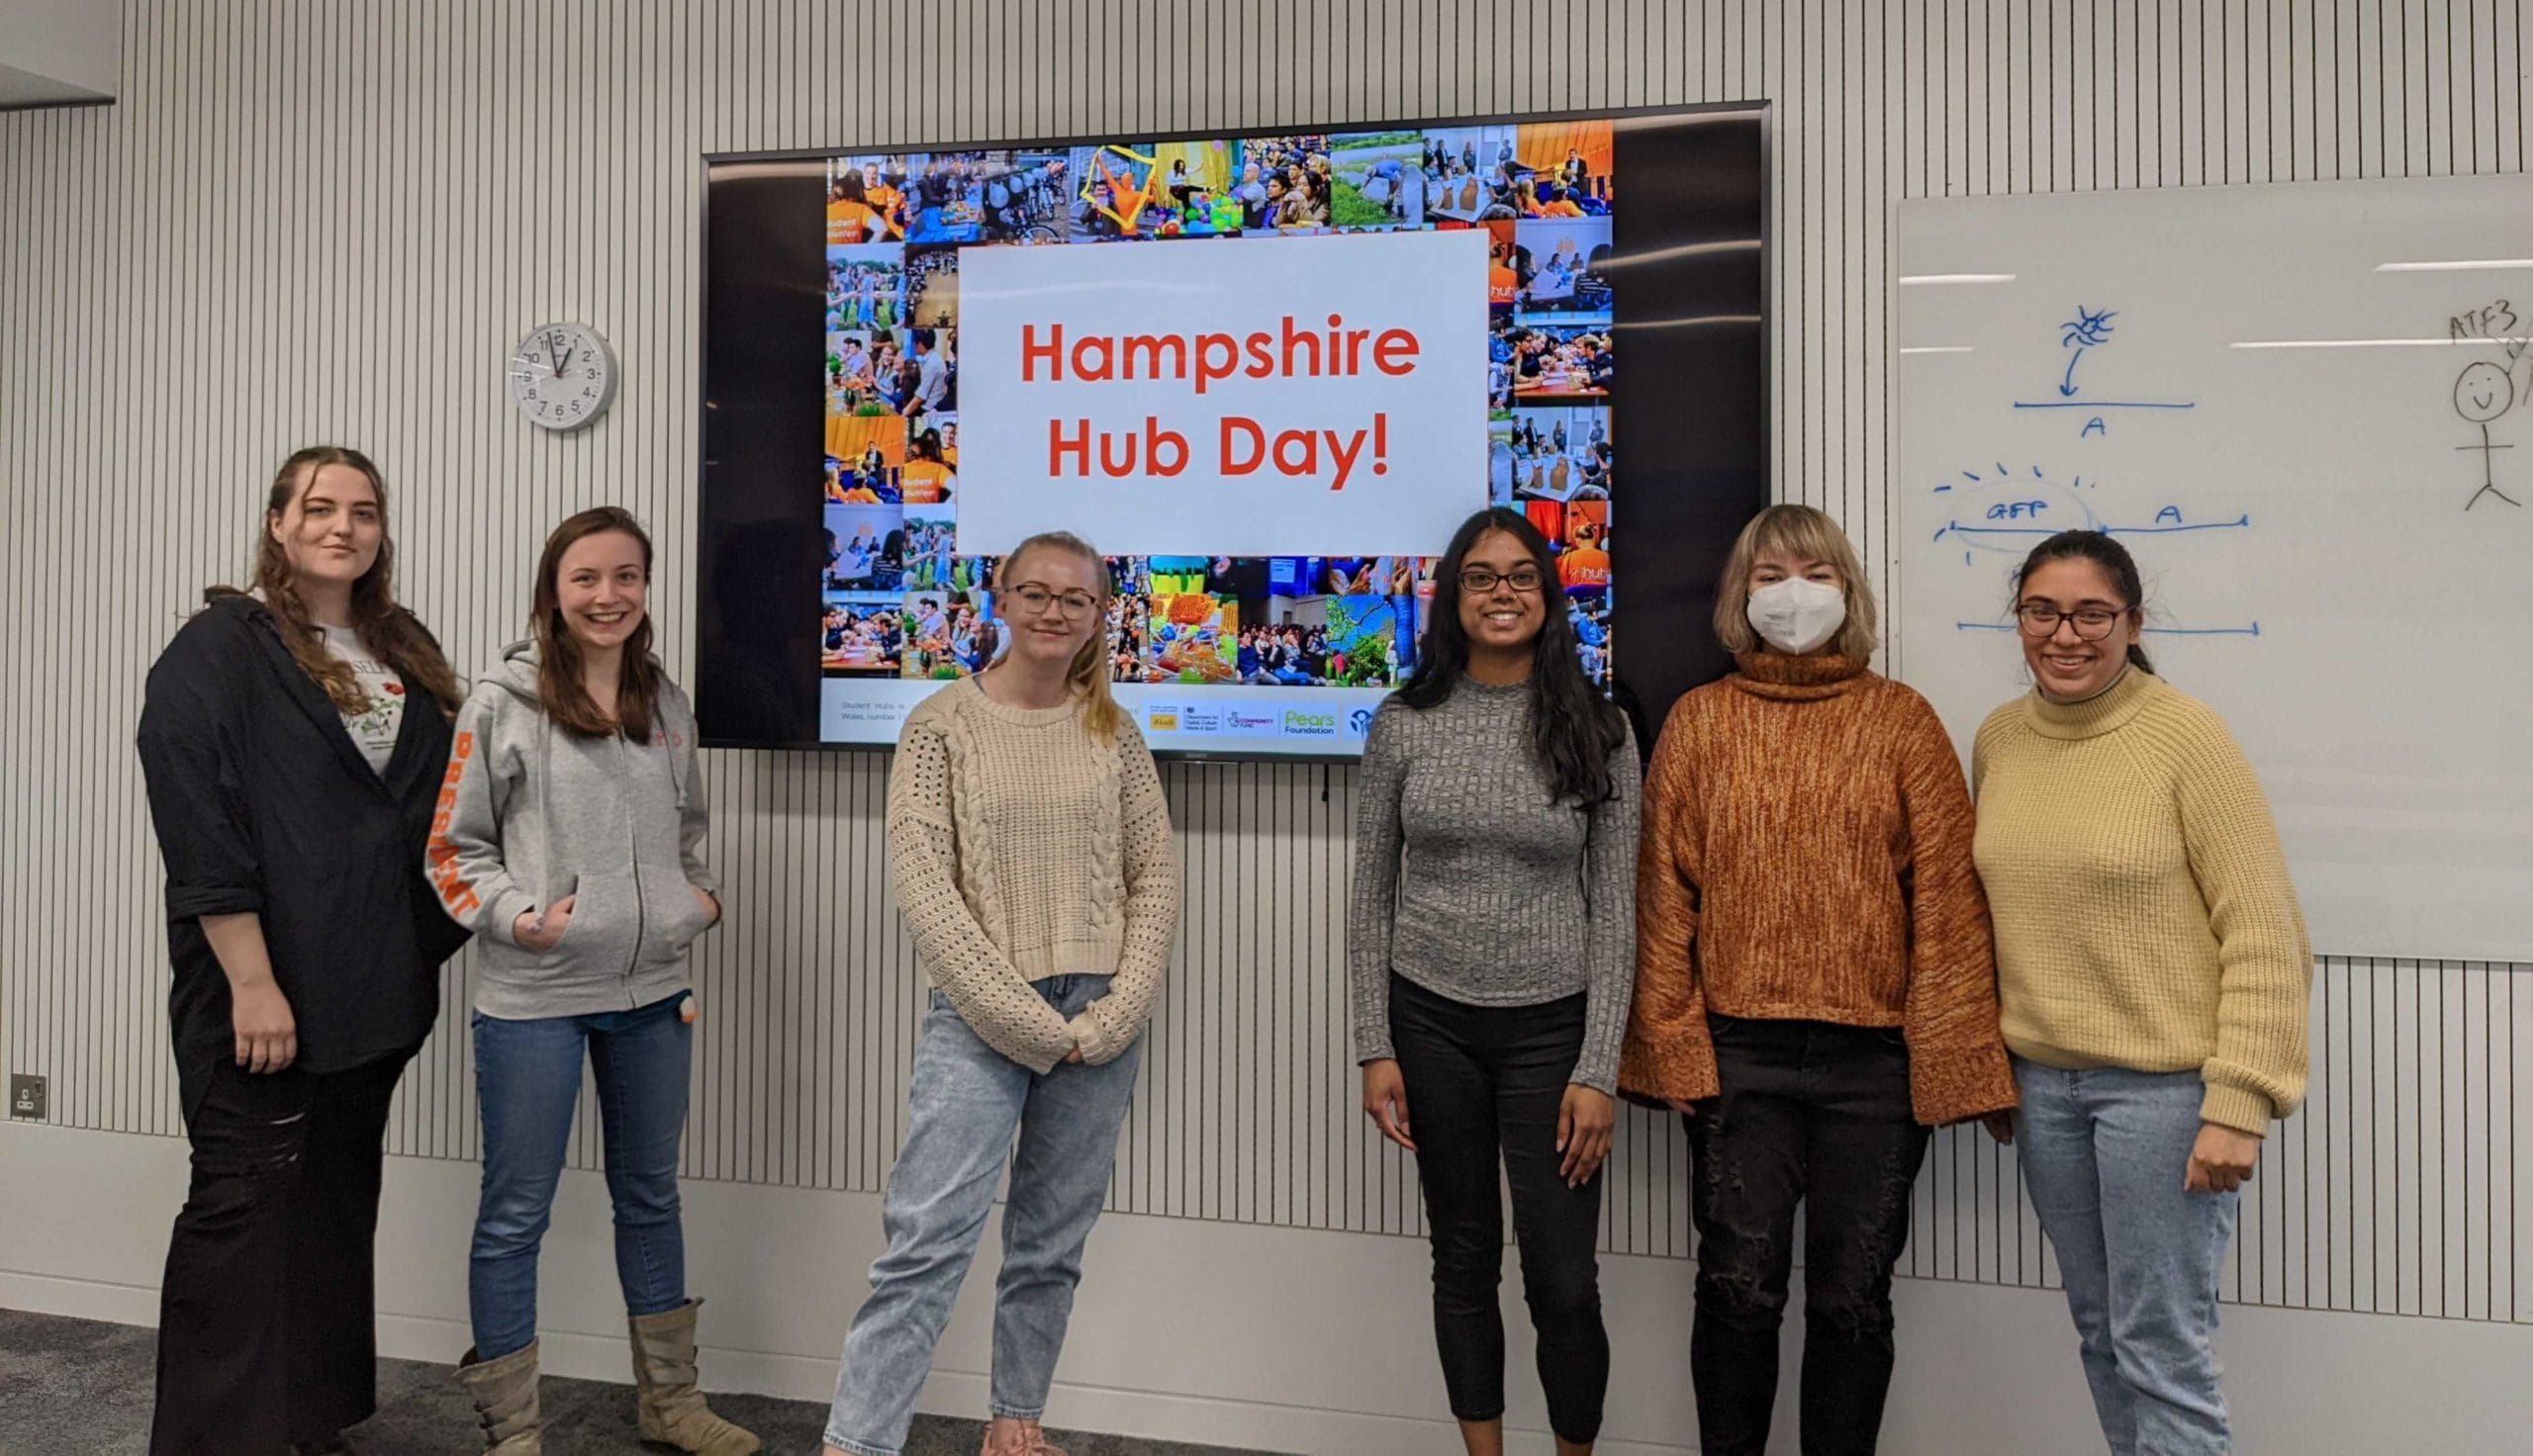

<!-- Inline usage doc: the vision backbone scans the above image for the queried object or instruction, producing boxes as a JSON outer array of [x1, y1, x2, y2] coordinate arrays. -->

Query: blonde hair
[[995, 530, 1127, 745], [1712, 503, 1882, 660]]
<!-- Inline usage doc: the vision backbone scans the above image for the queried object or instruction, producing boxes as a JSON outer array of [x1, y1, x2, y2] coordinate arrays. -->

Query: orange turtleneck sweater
[[1620, 652, 2016, 1126]]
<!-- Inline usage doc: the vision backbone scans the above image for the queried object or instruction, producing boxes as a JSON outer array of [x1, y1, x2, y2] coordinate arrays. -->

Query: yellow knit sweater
[[1971, 668, 2311, 1133]]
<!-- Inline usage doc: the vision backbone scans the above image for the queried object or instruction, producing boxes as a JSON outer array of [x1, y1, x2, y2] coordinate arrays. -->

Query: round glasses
[[2014, 603, 2126, 641], [1008, 583, 1099, 620], [1460, 567, 1545, 594]]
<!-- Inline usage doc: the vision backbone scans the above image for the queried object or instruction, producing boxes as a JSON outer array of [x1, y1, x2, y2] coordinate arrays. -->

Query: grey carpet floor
[[0, 1308, 1282, 1456]]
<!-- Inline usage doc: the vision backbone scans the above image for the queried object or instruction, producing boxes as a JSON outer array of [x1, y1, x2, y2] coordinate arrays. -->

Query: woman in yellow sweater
[[1972, 529, 2310, 1456], [1623, 504, 2015, 1456], [821, 532, 1180, 1456]]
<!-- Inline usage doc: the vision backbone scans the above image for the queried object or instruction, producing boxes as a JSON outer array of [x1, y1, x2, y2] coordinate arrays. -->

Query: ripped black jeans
[[1685, 1016, 1928, 1456], [151, 1047, 414, 1456]]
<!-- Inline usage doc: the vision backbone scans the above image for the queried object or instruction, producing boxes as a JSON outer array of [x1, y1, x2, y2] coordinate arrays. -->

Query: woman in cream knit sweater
[[1974, 529, 2311, 1456], [822, 531, 1180, 1456]]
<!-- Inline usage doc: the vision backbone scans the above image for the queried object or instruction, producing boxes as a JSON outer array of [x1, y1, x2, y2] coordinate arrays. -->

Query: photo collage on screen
[[819, 122, 1616, 691]]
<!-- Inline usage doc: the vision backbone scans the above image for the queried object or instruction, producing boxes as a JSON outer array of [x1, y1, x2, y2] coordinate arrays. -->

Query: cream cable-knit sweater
[[888, 677, 1180, 1071]]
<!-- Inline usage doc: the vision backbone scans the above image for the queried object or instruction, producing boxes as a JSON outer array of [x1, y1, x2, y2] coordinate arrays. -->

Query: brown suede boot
[[626, 1299, 761, 1455], [454, 1341, 542, 1454]]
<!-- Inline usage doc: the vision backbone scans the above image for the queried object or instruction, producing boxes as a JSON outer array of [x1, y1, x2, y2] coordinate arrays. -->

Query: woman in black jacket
[[136, 446, 471, 1456]]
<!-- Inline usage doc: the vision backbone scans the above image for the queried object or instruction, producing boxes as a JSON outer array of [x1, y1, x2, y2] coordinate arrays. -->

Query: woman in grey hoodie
[[427, 507, 757, 1456]]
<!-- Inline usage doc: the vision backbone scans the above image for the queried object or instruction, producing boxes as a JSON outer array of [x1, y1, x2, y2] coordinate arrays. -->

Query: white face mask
[[1745, 578, 1847, 655]]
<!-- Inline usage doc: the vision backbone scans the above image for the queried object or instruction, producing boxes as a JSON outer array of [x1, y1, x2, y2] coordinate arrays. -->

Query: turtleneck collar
[[1729, 650, 1871, 701], [2022, 664, 2160, 740]]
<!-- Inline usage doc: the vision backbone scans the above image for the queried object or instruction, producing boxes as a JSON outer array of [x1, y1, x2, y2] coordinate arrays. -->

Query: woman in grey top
[[429, 508, 757, 1456], [1352, 506, 1640, 1456]]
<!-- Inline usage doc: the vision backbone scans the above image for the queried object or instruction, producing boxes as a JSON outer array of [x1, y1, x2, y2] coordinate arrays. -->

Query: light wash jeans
[[2014, 1057, 2240, 1456], [824, 975, 1142, 1456], [469, 993, 692, 1360]]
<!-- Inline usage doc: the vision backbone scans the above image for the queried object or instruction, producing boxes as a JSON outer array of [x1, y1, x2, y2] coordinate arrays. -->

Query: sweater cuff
[[1568, 1055, 1619, 1098], [1907, 1041, 2018, 1127], [1068, 1001, 1142, 1067], [483, 887, 538, 949], [1355, 1022, 1396, 1066], [1617, 1027, 1720, 1109], [2199, 1080, 2277, 1135]]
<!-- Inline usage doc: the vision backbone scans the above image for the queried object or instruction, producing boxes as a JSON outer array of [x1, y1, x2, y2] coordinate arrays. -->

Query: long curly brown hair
[[214, 446, 462, 719], [531, 506, 663, 742]]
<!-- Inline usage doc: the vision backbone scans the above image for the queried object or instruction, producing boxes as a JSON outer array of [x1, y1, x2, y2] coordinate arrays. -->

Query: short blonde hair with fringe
[[1712, 503, 1881, 661], [996, 530, 1128, 745]]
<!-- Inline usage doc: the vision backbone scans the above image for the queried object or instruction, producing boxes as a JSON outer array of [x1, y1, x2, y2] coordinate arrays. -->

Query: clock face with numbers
[[508, 322, 617, 431]]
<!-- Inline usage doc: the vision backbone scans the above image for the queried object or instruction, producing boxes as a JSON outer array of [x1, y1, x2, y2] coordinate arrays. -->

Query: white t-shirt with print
[[318, 624, 405, 774]]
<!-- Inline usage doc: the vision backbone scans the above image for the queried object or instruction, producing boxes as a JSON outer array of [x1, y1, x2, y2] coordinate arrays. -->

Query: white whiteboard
[[1895, 174, 2533, 963]]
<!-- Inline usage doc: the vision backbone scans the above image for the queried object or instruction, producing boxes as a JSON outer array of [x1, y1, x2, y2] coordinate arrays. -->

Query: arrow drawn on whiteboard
[[1925, 463, 2249, 567], [2058, 305, 2117, 397], [1954, 619, 2262, 637], [1932, 514, 2251, 543]]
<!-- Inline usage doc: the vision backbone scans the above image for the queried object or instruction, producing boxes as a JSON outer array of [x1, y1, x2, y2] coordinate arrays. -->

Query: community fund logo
[[1281, 709, 1339, 738], [1228, 708, 1279, 733]]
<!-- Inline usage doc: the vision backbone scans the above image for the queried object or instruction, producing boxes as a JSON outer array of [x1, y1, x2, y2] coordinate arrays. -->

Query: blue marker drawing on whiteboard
[[1926, 464, 2248, 562], [2456, 360, 2521, 510], [2059, 305, 2117, 397], [1954, 620, 2262, 638], [2014, 307, 2191, 420]]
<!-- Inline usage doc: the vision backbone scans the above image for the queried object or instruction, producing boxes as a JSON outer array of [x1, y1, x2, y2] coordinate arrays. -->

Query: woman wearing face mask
[[137, 447, 471, 1456], [1974, 530, 2309, 1455], [1354, 507, 1638, 1456], [823, 532, 1179, 1456], [428, 507, 757, 1455], [1622, 503, 2014, 1456]]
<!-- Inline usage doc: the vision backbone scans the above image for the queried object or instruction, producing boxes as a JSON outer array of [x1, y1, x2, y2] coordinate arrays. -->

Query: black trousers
[[150, 1046, 415, 1456], [1389, 974, 1608, 1445], [1686, 1017, 1930, 1456]]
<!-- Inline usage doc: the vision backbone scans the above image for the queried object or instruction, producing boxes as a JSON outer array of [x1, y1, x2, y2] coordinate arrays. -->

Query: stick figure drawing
[[2456, 360, 2520, 511]]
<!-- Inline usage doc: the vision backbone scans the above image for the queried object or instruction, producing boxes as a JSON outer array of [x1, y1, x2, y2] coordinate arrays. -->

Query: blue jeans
[[469, 993, 693, 1359], [2014, 1058, 2239, 1456], [824, 975, 1143, 1456]]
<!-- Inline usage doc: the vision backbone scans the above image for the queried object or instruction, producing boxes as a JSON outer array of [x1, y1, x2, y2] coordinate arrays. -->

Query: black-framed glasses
[[2015, 602, 2126, 640], [1460, 566, 1545, 594], [1008, 583, 1099, 619]]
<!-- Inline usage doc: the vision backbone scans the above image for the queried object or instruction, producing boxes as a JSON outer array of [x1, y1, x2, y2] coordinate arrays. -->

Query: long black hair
[[2011, 529, 2154, 675], [1398, 506, 1629, 806]]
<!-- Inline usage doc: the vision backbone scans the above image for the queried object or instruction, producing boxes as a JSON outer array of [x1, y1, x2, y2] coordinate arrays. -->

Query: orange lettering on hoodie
[[427, 731, 480, 914]]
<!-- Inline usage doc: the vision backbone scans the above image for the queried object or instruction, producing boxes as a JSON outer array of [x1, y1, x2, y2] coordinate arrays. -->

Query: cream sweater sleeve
[[2170, 706, 2314, 1132], [1070, 725, 1181, 1064], [889, 720, 1079, 1072]]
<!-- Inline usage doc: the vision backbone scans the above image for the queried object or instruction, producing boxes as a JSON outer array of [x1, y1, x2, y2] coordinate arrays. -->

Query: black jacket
[[136, 593, 470, 1116]]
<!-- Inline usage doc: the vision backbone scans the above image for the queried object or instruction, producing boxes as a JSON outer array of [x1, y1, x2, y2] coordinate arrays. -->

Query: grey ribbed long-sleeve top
[[1347, 677, 1641, 1092]]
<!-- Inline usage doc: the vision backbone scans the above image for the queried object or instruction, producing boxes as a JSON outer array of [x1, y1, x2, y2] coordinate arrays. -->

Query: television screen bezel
[[696, 100, 1773, 761]]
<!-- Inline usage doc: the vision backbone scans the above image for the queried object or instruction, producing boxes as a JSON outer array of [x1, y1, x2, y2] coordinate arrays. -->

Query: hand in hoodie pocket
[[545, 871, 642, 973], [635, 863, 715, 966]]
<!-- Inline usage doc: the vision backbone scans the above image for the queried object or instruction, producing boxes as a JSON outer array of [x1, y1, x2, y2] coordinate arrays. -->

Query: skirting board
[[5, 1123, 2529, 1454]]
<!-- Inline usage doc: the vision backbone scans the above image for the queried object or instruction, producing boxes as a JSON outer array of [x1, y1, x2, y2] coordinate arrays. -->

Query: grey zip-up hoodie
[[427, 641, 718, 1019]]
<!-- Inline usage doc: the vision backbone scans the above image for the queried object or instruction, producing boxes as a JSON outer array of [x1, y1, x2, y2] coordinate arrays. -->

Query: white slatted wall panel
[[2, 0, 2524, 1322]]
